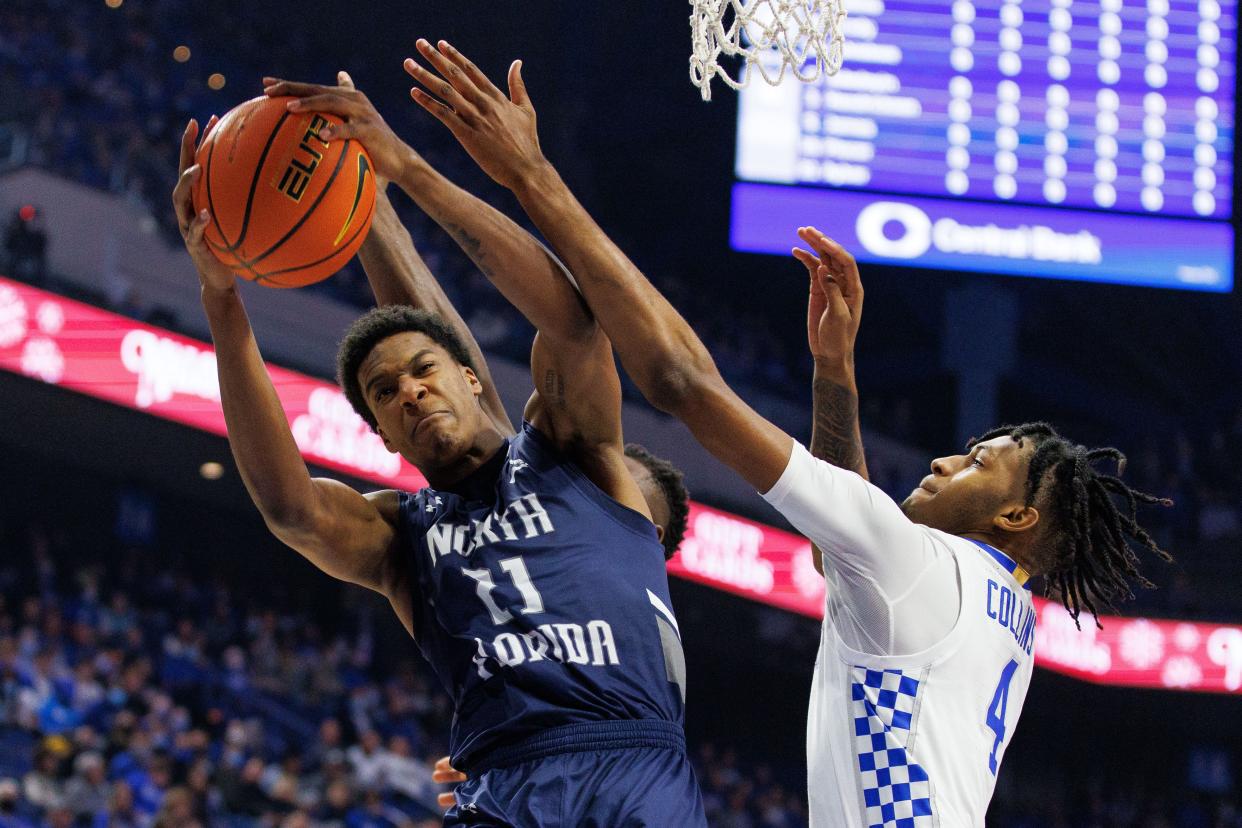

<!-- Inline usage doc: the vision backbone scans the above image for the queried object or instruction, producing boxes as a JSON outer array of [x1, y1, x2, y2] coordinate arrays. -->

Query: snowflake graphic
[[36, 301, 65, 335], [21, 337, 64, 384], [0, 285, 28, 348], [1161, 656, 1202, 689], [1118, 619, 1165, 669], [1173, 623, 1201, 652]]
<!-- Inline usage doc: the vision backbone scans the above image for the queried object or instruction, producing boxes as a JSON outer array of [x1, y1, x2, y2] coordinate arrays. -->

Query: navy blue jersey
[[397, 423, 688, 771]]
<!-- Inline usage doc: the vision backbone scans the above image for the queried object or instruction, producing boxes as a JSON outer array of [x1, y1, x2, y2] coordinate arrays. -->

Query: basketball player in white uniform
[[304, 42, 1174, 825], [765, 430, 1038, 826]]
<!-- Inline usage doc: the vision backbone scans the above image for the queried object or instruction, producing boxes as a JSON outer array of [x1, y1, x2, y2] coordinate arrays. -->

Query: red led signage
[[2, 276, 1237, 694]]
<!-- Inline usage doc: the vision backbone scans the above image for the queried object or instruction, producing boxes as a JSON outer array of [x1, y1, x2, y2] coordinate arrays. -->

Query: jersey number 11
[[462, 556, 546, 625]]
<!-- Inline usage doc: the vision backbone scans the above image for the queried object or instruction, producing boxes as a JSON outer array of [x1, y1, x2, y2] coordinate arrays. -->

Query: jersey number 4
[[985, 658, 1019, 775], [462, 556, 545, 625]]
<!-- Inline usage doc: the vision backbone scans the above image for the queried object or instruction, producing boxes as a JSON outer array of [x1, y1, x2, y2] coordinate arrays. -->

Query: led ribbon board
[[732, 0, 1235, 291], [1, 276, 1238, 692]]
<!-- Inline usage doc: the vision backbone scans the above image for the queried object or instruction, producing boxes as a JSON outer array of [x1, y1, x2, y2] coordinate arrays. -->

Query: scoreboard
[[731, 0, 1235, 291]]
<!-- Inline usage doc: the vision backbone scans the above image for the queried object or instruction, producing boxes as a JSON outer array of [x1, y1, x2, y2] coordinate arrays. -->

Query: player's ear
[[994, 504, 1039, 534], [654, 524, 666, 543], [462, 366, 483, 397]]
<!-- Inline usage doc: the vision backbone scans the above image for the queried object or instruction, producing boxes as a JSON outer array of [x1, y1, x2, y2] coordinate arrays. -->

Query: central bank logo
[[854, 199, 1104, 265], [855, 201, 933, 259]]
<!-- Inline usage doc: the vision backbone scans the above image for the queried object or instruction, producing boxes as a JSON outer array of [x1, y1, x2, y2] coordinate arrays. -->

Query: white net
[[689, 0, 847, 101]]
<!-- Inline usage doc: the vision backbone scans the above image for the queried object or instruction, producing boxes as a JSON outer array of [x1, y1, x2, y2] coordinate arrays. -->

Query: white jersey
[[761, 442, 1037, 828]]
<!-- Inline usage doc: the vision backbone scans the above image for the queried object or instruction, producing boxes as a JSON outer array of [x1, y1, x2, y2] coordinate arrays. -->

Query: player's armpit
[[763, 442, 927, 580], [523, 332, 651, 520], [266, 480, 403, 596]]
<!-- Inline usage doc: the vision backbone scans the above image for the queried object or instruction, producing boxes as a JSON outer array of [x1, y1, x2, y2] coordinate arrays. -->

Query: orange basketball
[[191, 95, 376, 288]]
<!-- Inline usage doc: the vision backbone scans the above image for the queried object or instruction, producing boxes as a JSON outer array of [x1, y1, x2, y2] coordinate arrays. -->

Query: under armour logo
[[507, 458, 529, 484]]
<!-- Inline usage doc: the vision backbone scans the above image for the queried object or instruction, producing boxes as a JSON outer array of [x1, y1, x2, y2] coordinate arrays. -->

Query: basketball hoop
[[689, 0, 847, 101]]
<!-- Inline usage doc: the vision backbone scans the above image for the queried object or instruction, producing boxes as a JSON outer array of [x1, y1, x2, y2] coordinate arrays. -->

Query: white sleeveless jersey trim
[[760, 441, 1037, 828]]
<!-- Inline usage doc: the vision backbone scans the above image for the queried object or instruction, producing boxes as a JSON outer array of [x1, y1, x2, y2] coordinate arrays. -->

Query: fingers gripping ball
[[190, 96, 376, 288]]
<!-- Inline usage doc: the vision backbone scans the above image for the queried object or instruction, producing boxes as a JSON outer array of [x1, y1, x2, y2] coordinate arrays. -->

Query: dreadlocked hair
[[972, 422, 1173, 629]]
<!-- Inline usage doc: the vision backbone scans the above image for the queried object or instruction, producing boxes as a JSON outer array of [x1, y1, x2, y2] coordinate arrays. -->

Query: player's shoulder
[[510, 420, 569, 471], [364, 488, 402, 517], [382, 486, 455, 533], [359, 489, 415, 535], [919, 527, 1001, 567], [923, 526, 976, 550], [929, 530, 1034, 593]]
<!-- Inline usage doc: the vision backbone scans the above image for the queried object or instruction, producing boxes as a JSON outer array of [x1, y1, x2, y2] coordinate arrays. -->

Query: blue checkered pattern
[[851, 667, 933, 828]]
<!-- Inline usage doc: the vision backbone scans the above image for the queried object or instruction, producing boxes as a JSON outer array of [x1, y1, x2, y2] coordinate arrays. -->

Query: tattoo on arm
[[811, 375, 869, 481], [543, 369, 566, 404], [443, 223, 491, 278]]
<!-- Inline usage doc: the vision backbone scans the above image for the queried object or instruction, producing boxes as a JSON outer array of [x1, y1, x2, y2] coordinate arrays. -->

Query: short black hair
[[337, 306, 476, 431], [972, 422, 1173, 629], [624, 443, 689, 560]]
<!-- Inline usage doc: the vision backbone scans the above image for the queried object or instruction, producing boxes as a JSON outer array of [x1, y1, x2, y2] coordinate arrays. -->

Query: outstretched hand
[[262, 71, 414, 183], [792, 227, 864, 369], [404, 39, 546, 191], [432, 755, 466, 810], [172, 116, 237, 294]]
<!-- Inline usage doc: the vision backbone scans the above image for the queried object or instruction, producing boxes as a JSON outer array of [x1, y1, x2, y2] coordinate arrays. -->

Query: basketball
[[191, 95, 376, 288]]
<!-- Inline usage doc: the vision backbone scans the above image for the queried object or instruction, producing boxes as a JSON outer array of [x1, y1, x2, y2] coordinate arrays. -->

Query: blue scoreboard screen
[[731, 0, 1235, 291]]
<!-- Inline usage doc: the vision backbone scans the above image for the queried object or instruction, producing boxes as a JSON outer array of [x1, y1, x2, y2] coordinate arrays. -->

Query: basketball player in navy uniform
[[335, 71, 687, 582], [337, 69, 698, 818], [375, 42, 1173, 825], [173, 88, 706, 825]]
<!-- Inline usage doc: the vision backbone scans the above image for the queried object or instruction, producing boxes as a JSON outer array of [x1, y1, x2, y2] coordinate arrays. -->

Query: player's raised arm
[[260, 73, 593, 352], [358, 188, 514, 426], [264, 71, 645, 515], [306, 72, 513, 436], [401, 40, 793, 493], [172, 119, 403, 607], [792, 226, 870, 573], [386, 150, 634, 481], [794, 227, 869, 482]]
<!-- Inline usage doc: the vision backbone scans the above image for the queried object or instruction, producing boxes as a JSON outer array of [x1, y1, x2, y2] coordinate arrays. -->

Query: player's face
[[900, 436, 1032, 534], [358, 332, 486, 470]]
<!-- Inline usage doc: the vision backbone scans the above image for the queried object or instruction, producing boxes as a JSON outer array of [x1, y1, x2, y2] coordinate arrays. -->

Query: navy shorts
[[444, 721, 706, 828]]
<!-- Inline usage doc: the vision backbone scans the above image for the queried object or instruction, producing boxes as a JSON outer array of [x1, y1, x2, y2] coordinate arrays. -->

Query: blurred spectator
[[315, 780, 354, 828], [20, 749, 62, 813], [305, 719, 344, 773], [3, 208, 47, 287], [63, 752, 109, 820], [345, 731, 390, 792], [97, 780, 142, 828], [344, 790, 406, 828], [0, 779, 34, 828], [217, 758, 271, 818], [380, 737, 436, 805], [151, 787, 200, 828]]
